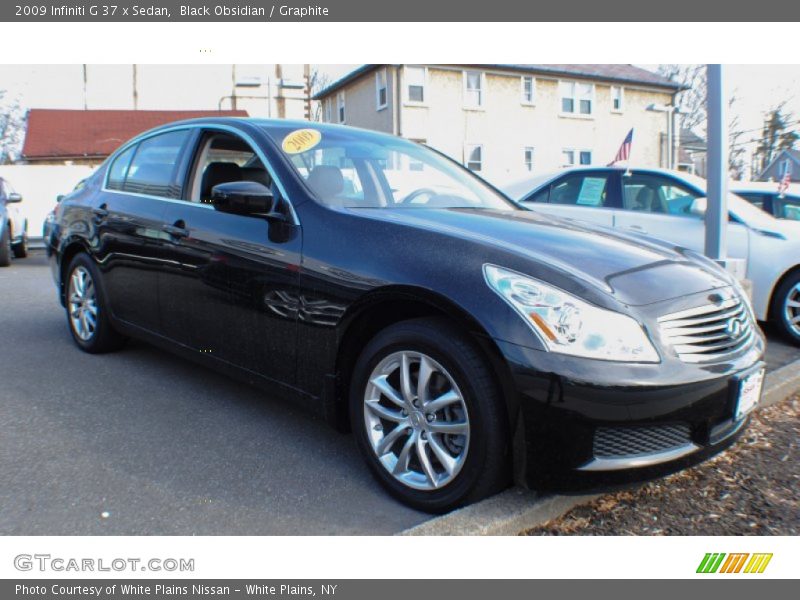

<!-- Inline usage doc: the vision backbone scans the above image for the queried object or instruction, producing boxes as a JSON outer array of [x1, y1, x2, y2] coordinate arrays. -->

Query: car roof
[[141, 116, 402, 142]]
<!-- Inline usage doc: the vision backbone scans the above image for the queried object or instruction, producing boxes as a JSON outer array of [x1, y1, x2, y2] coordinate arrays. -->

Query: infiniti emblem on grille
[[726, 318, 744, 338]]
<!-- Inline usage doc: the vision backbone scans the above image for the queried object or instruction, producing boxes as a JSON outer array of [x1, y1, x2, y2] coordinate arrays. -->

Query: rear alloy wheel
[[350, 317, 509, 512], [65, 254, 127, 353], [68, 266, 99, 342], [772, 272, 800, 345]]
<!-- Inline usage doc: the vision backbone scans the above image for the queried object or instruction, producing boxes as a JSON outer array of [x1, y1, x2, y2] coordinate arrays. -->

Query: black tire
[[12, 228, 28, 258], [349, 317, 510, 513], [64, 253, 127, 353], [771, 271, 800, 346], [0, 224, 11, 267]]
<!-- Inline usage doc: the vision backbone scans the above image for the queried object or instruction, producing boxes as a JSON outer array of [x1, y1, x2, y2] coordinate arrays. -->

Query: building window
[[521, 76, 535, 105], [337, 91, 346, 123], [524, 147, 534, 171], [375, 69, 388, 110], [463, 71, 484, 108], [611, 86, 624, 111], [324, 98, 332, 122], [465, 144, 483, 171], [406, 66, 426, 104], [563, 149, 592, 166], [560, 81, 594, 115]]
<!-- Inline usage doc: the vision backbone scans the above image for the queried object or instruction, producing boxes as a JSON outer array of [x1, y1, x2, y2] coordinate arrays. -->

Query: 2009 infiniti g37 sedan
[[48, 118, 766, 512]]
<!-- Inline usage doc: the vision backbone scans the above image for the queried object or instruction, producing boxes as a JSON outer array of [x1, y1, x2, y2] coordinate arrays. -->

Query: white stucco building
[[314, 64, 682, 184]]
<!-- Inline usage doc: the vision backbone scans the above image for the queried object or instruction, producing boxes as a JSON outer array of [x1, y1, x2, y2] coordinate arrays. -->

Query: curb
[[398, 355, 800, 536]]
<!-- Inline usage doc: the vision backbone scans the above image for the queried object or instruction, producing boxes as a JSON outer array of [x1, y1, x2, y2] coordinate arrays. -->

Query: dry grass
[[525, 395, 800, 536]]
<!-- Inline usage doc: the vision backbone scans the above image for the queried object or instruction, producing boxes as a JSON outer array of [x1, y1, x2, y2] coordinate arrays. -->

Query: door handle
[[626, 224, 648, 234], [163, 220, 189, 239]]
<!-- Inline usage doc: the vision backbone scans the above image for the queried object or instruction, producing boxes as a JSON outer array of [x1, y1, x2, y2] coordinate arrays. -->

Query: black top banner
[[3, 0, 797, 21]]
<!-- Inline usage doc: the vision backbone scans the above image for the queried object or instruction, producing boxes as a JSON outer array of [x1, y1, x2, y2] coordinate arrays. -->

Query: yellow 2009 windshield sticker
[[282, 129, 322, 154]]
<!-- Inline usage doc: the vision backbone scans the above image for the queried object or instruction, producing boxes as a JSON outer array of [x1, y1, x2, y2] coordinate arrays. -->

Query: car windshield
[[262, 125, 515, 210]]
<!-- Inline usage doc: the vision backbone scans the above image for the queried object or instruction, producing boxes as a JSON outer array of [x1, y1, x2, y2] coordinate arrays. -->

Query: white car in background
[[731, 181, 800, 221], [503, 167, 800, 345]]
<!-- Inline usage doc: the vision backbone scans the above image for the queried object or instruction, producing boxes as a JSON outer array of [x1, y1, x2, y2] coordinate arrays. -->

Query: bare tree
[[308, 68, 331, 122], [754, 103, 799, 173], [0, 91, 26, 165], [658, 64, 707, 133], [728, 96, 747, 180]]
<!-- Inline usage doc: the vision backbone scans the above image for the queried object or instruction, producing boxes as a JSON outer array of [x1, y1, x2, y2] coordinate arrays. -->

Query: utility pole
[[705, 64, 728, 262]]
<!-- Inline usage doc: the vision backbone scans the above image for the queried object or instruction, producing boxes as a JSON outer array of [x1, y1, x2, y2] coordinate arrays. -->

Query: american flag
[[608, 128, 633, 167], [778, 159, 792, 196]]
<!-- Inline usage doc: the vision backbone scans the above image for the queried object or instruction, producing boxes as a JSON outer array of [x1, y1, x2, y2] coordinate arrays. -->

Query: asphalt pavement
[[0, 252, 428, 534], [1, 251, 797, 535]]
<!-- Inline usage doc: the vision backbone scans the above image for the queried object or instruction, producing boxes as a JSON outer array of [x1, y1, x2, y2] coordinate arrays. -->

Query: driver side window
[[189, 133, 274, 205], [622, 173, 701, 218]]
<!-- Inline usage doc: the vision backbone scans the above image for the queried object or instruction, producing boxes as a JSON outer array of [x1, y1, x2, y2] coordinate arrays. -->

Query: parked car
[[50, 120, 765, 511], [731, 181, 800, 221], [0, 176, 28, 266], [504, 167, 800, 345]]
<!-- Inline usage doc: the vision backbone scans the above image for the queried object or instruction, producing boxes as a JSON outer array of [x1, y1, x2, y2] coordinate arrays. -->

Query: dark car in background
[[0, 176, 28, 266], [49, 119, 765, 512]]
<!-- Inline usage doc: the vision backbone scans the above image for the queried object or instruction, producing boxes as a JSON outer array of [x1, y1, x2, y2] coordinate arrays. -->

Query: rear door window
[[776, 195, 800, 220], [106, 145, 137, 191], [123, 130, 191, 199]]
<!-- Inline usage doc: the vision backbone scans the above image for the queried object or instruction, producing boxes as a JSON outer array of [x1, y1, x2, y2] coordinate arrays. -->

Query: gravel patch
[[525, 394, 799, 536]]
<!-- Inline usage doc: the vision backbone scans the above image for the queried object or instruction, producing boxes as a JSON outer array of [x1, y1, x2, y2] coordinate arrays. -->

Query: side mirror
[[689, 197, 707, 217], [211, 181, 278, 217], [6, 192, 22, 203], [56, 194, 65, 203]]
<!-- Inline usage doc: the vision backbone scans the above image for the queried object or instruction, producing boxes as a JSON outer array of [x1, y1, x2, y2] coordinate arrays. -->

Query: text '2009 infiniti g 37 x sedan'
[[48, 119, 766, 512]]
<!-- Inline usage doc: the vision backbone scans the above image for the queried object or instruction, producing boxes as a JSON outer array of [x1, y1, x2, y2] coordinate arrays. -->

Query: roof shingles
[[22, 109, 248, 160]]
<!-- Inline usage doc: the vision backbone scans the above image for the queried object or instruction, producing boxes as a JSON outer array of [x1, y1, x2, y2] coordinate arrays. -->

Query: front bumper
[[497, 336, 765, 490]]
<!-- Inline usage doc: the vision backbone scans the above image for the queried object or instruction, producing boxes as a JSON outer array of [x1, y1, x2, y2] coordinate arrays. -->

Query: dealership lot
[[0, 252, 797, 535], [0, 253, 428, 535]]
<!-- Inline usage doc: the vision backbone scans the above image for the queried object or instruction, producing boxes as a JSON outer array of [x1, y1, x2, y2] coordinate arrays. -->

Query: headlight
[[484, 264, 660, 363]]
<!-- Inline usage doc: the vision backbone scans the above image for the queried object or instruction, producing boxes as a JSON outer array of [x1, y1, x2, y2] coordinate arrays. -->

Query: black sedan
[[48, 118, 766, 512]]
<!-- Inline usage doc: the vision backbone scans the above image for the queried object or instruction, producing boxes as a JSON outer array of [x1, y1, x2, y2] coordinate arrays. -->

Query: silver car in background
[[0, 177, 28, 267], [504, 167, 800, 345]]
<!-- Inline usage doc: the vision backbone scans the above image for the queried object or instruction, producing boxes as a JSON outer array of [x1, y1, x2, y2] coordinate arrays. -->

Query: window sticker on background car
[[282, 128, 322, 154], [576, 177, 606, 206]]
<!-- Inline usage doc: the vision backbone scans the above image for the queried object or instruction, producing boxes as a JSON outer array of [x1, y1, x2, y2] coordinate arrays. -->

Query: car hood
[[348, 207, 731, 306]]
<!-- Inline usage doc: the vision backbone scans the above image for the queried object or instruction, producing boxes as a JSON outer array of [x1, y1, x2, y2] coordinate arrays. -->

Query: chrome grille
[[593, 424, 691, 458], [658, 295, 755, 364]]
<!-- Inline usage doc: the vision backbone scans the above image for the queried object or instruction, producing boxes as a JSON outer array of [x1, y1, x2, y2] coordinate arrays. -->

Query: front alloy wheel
[[350, 317, 510, 513], [363, 350, 470, 491], [772, 272, 800, 345], [784, 282, 800, 338]]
